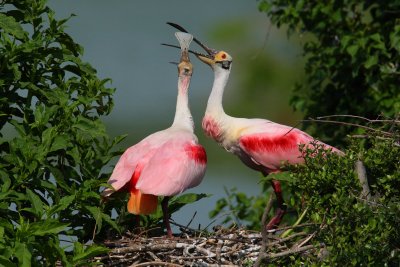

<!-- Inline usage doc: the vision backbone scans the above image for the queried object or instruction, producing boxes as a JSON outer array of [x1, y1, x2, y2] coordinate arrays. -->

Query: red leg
[[161, 197, 173, 238], [266, 179, 286, 230]]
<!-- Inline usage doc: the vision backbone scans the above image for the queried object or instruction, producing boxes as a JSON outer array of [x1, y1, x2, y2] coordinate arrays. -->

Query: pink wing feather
[[104, 131, 171, 196], [136, 135, 206, 196], [238, 121, 340, 172]]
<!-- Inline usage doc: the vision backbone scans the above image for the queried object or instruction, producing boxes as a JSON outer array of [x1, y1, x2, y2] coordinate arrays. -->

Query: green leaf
[[13, 242, 31, 267], [258, 1, 271, 12], [85, 206, 102, 233], [0, 256, 17, 267], [346, 45, 359, 58], [47, 195, 75, 217], [364, 54, 378, 69], [0, 13, 25, 39], [9, 119, 25, 136], [72, 244, 109, 265], [171, 193, 209, 205], [390, 25, 400, 52], [101, 212, 121, 234], [50, 134, 70, 152], [73, 116, 106, 137], [30, 220, 69, 236], [25, 188, 44, 218]]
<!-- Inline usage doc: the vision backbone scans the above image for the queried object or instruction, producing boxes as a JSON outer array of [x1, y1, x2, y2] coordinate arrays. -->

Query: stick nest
[[93, 223, 321, 267]]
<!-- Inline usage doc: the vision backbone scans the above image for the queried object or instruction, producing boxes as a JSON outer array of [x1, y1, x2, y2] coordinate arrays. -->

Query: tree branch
[[355, 160, 371, 200], [254, 194, 274, 267]]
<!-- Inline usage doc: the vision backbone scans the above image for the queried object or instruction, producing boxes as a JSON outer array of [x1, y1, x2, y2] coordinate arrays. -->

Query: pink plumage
[[165, 22, 343, 230], [102, 32, 206, 237], [136, 133, 206, 196], [237, 122, 342, 174], [193, 41, 342, 229]]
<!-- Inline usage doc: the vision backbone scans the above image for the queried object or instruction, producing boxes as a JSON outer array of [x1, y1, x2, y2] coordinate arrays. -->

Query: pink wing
[[136, 135, 207, 196], [104, 131, 170, 196], [238, 123, 340, 172]]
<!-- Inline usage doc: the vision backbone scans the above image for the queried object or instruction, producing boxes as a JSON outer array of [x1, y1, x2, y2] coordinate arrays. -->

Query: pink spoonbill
[[165, 23, 343, 230], [102, 32, 207, 237]]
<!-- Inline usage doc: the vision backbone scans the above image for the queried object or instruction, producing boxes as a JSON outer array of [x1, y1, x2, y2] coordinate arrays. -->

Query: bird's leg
[[266, 179, 286, 230], [161, 196, 173, 238]]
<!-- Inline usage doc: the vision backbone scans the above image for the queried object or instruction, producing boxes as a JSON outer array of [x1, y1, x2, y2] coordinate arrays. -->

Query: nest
[[92, 221, 322, 267]]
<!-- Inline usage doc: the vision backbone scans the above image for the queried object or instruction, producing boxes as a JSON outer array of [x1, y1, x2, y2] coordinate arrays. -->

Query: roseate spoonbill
[[165, 23, 342, 229], [102, 32, 207, 237]]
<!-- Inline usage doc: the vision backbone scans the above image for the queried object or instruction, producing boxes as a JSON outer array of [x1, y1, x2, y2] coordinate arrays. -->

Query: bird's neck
[[205, 66, 230, 117], [202, 66, 233, 142], [172, 74, 194, 131]]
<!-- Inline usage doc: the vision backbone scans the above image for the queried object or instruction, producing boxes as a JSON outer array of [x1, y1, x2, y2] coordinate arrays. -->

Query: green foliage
[[284, 130, 400, 266], [210, 124, 400, 266], [212, 122, 399, 265], [209, 187, 268, 230], [259, 0, 400, 144], [0, 0, 123, 265], [211, 2, 400, 264], [0, 2, 210, 264]]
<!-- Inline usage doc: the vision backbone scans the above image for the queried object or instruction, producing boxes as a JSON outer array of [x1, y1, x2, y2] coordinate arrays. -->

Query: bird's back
[[223, 117, 341, 174]]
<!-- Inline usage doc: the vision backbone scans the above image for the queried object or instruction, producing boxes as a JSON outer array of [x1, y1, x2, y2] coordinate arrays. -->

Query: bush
[[211, 120, 399, 266], [0, 2, 209, 265], [211, 1, 400, 265], [0, 0, 123, 265], [285, 122, 400, 265]]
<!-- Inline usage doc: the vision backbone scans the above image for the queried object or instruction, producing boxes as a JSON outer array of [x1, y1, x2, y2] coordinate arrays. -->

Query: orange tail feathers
[[127, 189, 158, 215]]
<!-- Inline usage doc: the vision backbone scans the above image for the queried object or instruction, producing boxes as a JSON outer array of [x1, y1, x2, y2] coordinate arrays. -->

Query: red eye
[[221, 53, 227, 59]]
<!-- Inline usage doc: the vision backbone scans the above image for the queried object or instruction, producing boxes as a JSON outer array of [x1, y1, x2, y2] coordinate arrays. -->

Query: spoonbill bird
[[102, 32, 207, 237], [165, 23, 342, 229]]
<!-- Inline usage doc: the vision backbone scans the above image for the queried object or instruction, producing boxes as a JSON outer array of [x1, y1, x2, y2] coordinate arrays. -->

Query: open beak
[[163, 22, 218, 66]]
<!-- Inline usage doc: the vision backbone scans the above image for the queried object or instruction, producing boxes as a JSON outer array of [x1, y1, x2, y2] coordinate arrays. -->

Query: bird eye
[[221, 53, 227, 59]]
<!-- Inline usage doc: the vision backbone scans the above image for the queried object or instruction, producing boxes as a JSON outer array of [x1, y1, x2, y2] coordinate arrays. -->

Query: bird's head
[[178, 59, 193, 78], [197, 50, 233, 70], [163, 22, 233, 71], [175, 32, 194, 78]]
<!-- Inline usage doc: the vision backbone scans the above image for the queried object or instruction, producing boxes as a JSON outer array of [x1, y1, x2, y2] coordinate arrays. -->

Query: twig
[[316, 115, 400, 124], [185, 211, 197, 228], [146, 251, 160, 261], [252, 17, 273, 60], [254, 194, 274, 267], [303, 118, 393, 136], [295, 232, 316, 248], [267, 243, 321, 259], [130, 262, 182, 267], [110, 242, 179, 254], [268, 231, 308, 247], [170, 220, 204, 235], [183, 264, 238, 267], [267, 222, 318, 233], [281, 207, 309, 238]]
